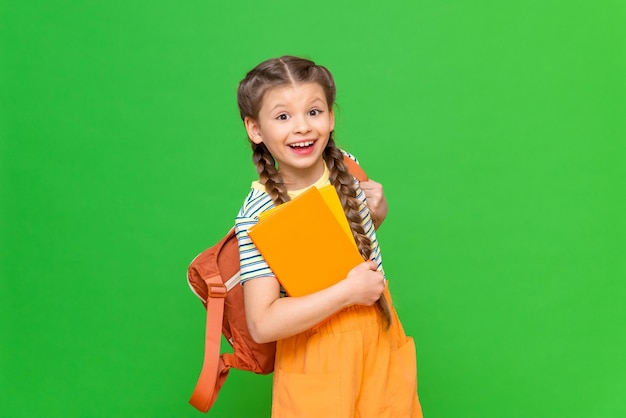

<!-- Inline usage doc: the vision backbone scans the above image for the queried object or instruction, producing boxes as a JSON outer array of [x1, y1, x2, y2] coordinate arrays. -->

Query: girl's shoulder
[[237, 187, 274, 220], [339, 149, 364, 190], [340, 149, 360, 165]]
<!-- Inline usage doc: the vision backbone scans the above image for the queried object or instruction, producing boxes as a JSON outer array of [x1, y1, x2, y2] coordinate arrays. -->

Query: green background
[[2, 1, 625, 417]]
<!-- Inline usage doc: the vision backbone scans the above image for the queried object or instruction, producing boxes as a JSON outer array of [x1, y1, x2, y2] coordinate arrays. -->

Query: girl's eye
[[309, 109, 323, 116], [276, 114, 289, 120]]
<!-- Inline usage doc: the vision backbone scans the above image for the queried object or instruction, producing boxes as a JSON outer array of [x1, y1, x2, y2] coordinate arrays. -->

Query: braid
[[324, 140, 372, 259], [324, 138, 392, 329], [252, 143, 290, 205]]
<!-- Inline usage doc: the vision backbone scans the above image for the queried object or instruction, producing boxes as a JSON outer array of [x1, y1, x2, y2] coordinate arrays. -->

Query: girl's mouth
[[288, 140, 317, 155], [288, 140, 315, 149]]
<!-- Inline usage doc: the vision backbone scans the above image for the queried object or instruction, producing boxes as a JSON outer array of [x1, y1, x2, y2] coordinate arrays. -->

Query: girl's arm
[[243, 261, 385, 343]]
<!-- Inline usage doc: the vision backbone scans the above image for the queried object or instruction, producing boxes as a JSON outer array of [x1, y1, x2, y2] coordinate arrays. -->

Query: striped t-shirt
[[234, 151, 385, 286]]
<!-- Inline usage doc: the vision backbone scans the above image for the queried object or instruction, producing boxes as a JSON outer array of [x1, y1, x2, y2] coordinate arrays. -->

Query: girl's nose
[[293, 116, 312, 134]]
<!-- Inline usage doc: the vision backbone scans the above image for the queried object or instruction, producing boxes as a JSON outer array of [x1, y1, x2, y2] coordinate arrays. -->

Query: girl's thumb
[[366, 260, 378, 270]]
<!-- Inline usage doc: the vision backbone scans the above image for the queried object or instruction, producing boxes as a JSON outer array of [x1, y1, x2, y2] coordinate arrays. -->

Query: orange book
[[258, 184, 354, 243], [248, 186, 364, 297]]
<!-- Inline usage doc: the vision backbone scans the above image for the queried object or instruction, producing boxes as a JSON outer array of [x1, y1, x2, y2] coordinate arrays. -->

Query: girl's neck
[[279, 159, 326, 192]]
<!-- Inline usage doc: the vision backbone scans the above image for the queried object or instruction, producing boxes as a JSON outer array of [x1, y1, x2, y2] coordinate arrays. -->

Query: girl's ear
[[244, 117, 263, 144], [329, 109, 335, 132]]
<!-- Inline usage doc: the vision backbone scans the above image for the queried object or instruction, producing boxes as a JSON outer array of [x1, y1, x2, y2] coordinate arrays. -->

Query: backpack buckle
[[208, 283, 227, 298]]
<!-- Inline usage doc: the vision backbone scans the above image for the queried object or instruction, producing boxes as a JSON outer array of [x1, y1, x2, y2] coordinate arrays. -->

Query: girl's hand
[[343, 261, 385, 306], [360, 180, 388, 229]]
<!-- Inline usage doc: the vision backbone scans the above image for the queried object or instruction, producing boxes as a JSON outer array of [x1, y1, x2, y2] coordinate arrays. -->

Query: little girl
[[234, 56, 423, 418]]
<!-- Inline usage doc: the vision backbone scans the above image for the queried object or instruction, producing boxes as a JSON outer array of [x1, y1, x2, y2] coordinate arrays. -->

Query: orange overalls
[[271, 288, 423, 418]]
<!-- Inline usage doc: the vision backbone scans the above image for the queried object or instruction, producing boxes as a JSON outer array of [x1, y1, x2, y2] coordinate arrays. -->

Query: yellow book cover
[[248, 186, 363, 297]]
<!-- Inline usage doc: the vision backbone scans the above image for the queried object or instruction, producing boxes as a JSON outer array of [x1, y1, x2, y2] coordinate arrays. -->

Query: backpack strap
[[342, 154, 369, 182], [189, 272, 229, 412]]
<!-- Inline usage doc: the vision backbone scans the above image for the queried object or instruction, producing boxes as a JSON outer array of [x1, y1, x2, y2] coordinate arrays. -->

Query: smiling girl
[[235, 56, 423, 418]]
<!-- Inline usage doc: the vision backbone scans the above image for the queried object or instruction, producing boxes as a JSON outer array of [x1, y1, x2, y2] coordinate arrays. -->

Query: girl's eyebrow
[[268, 103, 287, 113], [309, 97, 325, 105], [268, 97, 325, 113]]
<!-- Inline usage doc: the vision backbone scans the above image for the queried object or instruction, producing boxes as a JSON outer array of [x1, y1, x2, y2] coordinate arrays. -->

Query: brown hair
[[237, 56, 391, 328]]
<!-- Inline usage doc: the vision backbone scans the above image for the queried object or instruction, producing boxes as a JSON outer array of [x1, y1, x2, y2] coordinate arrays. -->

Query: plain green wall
[[1, 1, 625, 417]]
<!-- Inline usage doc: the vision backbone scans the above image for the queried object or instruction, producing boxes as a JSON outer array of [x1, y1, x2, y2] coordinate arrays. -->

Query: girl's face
[[244, 82, 335, 191]]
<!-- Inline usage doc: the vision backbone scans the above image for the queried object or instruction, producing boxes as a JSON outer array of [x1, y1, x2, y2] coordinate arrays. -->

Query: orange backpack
[[186, 155, 368, 413]]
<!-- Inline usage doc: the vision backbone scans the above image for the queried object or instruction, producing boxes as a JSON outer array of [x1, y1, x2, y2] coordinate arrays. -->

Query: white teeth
[[289, 141, 314, 148]]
